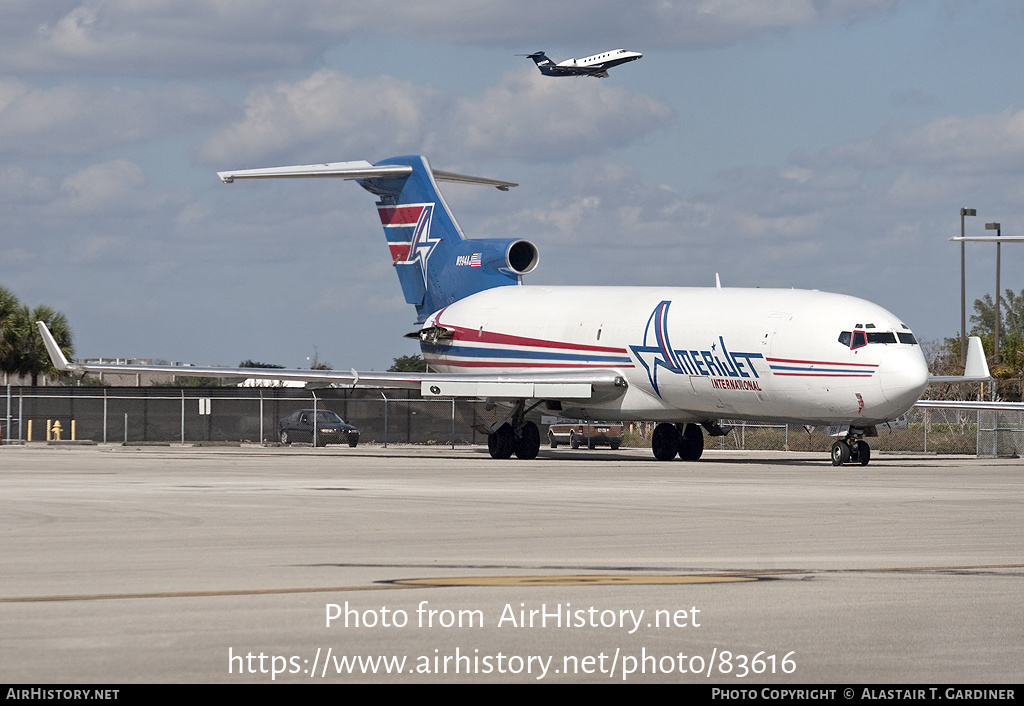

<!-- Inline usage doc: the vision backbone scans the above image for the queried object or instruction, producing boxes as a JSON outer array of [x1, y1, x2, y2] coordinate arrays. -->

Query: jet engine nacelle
[[457, 238, 539, 276]]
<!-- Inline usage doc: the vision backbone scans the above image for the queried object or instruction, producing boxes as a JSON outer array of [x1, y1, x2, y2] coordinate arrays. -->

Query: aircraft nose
[[877, 346, 929, 411]]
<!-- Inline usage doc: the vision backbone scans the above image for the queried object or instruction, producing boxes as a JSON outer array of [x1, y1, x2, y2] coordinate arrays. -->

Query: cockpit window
[[840, 329, 918, 348]]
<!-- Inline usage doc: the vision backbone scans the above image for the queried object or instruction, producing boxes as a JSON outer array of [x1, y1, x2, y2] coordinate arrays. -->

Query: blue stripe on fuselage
[[420, 342, 631, 365]]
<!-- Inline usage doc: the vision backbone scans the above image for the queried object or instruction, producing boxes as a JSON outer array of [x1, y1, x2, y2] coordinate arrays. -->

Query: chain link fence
[[1, 386, 505, 447], [2, 386, 1020, 457], [618, 407, 1021, 457]]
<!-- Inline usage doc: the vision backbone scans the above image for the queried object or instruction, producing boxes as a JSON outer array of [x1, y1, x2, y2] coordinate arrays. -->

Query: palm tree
[[0, 286, 22, 379], [4, 304, 73, 386]]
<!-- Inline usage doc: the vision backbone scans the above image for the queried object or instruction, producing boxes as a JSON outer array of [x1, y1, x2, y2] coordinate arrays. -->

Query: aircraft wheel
[[488, 423, 514, 459], [279, 431, 290, 445], [678, 423, 704, 461], [570, 431, 579, 449], [548, 431, 557, 448], [856, 440, 870, 466], [830, 440, 851, 466], [514, 422, 540, 460], [651, 423, 680, 461]]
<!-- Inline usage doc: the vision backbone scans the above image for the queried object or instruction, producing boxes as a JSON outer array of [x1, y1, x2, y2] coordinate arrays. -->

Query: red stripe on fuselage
[[766, 357, 878, 368], [423, 357, 633, 370], [771, 373, 873, 377], [434, 314, 627, 355]]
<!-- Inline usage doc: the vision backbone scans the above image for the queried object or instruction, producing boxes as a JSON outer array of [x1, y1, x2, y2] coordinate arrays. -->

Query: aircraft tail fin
[[519, 51, 555, 71], [218, 156, 537, 323]]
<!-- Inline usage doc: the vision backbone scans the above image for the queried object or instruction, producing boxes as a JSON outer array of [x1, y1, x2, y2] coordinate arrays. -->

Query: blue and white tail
[[218, 155, 538, 323], [521, 52, 560, 76]]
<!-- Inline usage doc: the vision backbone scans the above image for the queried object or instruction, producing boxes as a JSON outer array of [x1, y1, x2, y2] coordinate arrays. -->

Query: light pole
[[986, 222, 1001, 364], [950, 226, 1024, 372], [960, 208, 976, 364]]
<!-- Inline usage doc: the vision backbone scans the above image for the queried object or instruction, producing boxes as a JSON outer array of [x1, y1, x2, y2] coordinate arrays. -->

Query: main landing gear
[[487, 420, 541, 460], [486, 400, 542, 460], [830, 436, 870, 466], [651, 422, 704, 461]]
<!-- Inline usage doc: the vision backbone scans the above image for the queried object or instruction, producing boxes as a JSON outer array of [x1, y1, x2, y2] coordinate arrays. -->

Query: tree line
[[930, 287, 1024, 400], [0, 286, 73, 386]]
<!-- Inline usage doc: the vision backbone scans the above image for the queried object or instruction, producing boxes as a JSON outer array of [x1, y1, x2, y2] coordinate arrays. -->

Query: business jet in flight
[[37, 155, 993, 465], [520, 49, 642, 77]]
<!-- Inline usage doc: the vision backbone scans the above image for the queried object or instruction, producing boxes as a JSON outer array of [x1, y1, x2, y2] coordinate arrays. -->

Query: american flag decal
[[456, 252, 483, 267]]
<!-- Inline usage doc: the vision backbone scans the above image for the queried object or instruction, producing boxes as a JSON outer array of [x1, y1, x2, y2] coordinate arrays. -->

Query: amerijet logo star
[[409, 204, 442, 283], [629, 300, 684, 397], [629, 301, 766, 397], [378, 203, 443, 279]]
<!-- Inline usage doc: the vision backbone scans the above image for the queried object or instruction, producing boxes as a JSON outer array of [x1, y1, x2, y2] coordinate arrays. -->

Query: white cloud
[[0, 78, 223, 156], [452, 73, 673, 161], [824, 109, 1024, 175], [201, 69, 673, 165], [59, 159, 148, 212], [1, 0, 909, 77], [201, 69, 443, 164]]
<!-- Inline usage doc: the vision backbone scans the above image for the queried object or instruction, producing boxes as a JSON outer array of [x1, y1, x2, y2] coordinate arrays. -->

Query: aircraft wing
[[915, 399, 1024, 410], [917, 335, 1024, 409], [35, 322, 625, 402], [927, 336, 991, 384]]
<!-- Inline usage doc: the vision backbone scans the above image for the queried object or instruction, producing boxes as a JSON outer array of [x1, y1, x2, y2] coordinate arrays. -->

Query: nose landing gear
[[831, 437, 870, 466]]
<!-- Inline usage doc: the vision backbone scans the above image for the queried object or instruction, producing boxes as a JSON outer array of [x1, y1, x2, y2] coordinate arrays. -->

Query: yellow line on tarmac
[[3, 564, 1018, 602]]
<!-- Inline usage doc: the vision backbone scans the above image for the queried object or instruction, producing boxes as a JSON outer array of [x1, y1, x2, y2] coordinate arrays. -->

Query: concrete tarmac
[[1, 443, 1020, 684]]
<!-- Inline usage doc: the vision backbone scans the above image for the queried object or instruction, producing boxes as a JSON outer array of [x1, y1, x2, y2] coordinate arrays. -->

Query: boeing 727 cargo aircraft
[[37, 155, 994, 465]]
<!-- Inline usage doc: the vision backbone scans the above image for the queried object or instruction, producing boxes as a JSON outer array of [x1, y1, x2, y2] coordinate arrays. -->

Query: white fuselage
[[420, 286, 930, 426], [559, 49, 642, 71]]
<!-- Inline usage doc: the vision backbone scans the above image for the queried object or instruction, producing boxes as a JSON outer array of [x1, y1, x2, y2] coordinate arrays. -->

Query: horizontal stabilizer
[[218, 161, 516, 190], [217, 161, 410, 183]]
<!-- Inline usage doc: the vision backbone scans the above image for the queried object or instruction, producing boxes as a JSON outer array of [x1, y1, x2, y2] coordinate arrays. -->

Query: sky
[[3, 0, 1024, 370]]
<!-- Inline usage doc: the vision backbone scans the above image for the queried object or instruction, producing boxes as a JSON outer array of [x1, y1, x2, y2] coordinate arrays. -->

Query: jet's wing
[[917, 335, 1024, 409], [915, 399, 1024, 410], [927, 336, 992, 383], [36, 322, 625, 402]]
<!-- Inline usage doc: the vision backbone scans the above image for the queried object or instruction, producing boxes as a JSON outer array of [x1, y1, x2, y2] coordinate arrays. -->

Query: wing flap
[[421, 380, 592, 399]]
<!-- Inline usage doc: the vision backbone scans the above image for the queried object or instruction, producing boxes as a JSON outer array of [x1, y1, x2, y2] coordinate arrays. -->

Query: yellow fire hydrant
[[51, 420, 63, 441]]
